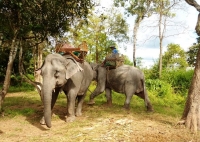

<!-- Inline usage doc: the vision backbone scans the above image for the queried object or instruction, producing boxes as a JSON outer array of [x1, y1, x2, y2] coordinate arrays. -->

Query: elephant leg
[[123, 84, 135, 110], [143, 89, 153, 112], [88, 85, 105, 105], [40, 88, 60, 125], [66, 90, 76, 122], [136, 90, 153, 112], [105, 88, 112, 106], [75, 94, 86, 117], [124, 94, 133, 110]]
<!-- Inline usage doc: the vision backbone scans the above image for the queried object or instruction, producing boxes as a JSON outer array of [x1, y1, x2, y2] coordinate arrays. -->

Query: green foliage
[[145, 64, 193, 95], [162, 43, 188, 69], [143, 60, 159, 79], [8, 83, 35, 92], [145, 78, 185, 116], [145, 79, 173, 98], [143, 65, 193, 116], [186, 43, 200, 67], [0, 0, 93, 41], [123, 55, 133, 65], [147, 90, 185, 116], [65, 8, 129, 63], [161, 69, 194, 95], [0, 74, 35, 92], [114, 0, 152, 17]]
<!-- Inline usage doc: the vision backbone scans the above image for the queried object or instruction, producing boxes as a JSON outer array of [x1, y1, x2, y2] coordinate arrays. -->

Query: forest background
[[0, 0, 200, 136]]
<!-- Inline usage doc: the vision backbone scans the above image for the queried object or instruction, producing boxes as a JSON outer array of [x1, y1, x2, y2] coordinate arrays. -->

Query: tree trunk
[[180, 46, 200, 133], [18, 41, 42, 99], [158, 11, 163, 78], [180, 0, 200, 133], [0, 36, 18, 113], [95, 34, 99, 63], [133, 16, 143, 67], [159, 14, 162, 78], [34, 43, 43, 83], [158, 2, 166, 78]]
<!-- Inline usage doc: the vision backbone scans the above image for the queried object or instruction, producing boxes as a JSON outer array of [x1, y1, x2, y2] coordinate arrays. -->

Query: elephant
[[35, 53, 93, 128], [88, 63, 153, 111]]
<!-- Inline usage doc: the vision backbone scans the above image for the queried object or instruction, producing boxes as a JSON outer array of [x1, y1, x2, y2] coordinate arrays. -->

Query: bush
[[161, 69, 193, 95], [145, 79, 173, 98]]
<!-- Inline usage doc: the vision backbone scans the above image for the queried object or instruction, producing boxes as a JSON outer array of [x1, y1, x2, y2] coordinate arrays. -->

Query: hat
[[110, 46, 116, 49]]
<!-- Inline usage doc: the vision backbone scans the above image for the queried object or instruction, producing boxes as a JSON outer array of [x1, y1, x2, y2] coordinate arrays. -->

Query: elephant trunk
[[42, 79, 54, 128]]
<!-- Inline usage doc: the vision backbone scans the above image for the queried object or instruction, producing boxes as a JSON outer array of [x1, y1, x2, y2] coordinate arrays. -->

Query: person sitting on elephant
[[102, 46, 119, 67]]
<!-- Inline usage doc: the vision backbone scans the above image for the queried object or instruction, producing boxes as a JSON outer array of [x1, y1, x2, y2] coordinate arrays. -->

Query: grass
[[1, 90, 200, 142], [2, 82, 186, 121]]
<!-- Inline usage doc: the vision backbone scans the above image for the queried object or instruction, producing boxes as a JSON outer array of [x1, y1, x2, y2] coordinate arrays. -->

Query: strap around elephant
[[64, 55, 83, 72]]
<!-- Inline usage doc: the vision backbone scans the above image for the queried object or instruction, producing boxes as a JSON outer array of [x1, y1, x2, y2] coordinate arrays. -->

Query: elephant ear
[[65, 60, 83, 79]]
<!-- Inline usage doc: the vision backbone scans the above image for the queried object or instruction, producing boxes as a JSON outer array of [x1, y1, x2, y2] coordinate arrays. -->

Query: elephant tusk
[[37, 84, 42, 91]]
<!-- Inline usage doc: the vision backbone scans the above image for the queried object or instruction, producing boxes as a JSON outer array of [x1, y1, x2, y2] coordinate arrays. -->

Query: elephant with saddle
[[35, 53, 93, 128], [88, 63, 153, 111]]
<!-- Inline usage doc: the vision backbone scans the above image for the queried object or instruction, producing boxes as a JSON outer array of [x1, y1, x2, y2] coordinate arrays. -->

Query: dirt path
[[0, 92, 199, 142]]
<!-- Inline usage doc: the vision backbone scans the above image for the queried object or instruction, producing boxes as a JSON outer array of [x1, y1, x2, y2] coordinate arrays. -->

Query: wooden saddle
[[55, 41, 88, 63]]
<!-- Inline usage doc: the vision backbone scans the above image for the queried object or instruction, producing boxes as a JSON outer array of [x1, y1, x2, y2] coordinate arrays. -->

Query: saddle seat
[[104, 54, 125, 70], [55, 41, 88, 63]]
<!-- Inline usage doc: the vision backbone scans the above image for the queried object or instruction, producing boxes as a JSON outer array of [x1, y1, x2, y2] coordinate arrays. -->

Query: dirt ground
[[0, 92, 200, 142]]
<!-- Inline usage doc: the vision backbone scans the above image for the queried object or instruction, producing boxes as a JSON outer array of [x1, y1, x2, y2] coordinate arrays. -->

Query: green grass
[[1, 88, 198, 142], [2, 92, 42, 118], [8, 85, 35, 92], [1, 82, 186, 121]]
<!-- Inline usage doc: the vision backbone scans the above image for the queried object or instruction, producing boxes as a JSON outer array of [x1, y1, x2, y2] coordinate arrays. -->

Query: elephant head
[[36, 53, 82, 128], [89, 62, 100, 81]]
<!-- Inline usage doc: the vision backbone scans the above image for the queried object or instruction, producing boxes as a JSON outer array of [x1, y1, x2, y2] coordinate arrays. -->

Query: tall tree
[[114, 0, 152, 67], [152, 0, 181, 78], [65, 8, 129, 63], [178, 0, 200, 133], [162, 43, 188, 69], [0, 0, 92, 113]]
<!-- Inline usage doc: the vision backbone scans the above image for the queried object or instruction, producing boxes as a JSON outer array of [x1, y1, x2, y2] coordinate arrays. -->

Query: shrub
[[161, 69, 194, 95], [145, 79, 173, 98]]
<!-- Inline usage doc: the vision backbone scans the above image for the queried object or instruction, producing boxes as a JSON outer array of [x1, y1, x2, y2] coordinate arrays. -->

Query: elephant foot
[[147, 105, 154, 112], [106, 100, 112, 106], [87, 99, 95, 105], [123, 104, 130, 110], [66, 116, 76, 122], [40, 116, 46, 125], [75, 111, 82, 117]]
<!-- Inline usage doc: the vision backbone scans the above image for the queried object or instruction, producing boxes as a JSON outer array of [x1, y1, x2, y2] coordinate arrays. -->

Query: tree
[[114, 0, 153, 67], [178, 0, 200, 133], [162, 43, 188, 69], [186, 42, 200, 67], [152, 0, 182, 78], [0, 0, 92, 113], [65, 8, 129, 63]]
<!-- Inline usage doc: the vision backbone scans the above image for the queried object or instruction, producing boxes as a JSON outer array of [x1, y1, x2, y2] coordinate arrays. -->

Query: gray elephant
[[88, 63, 153, 111], [35, 53, 93, 128]]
